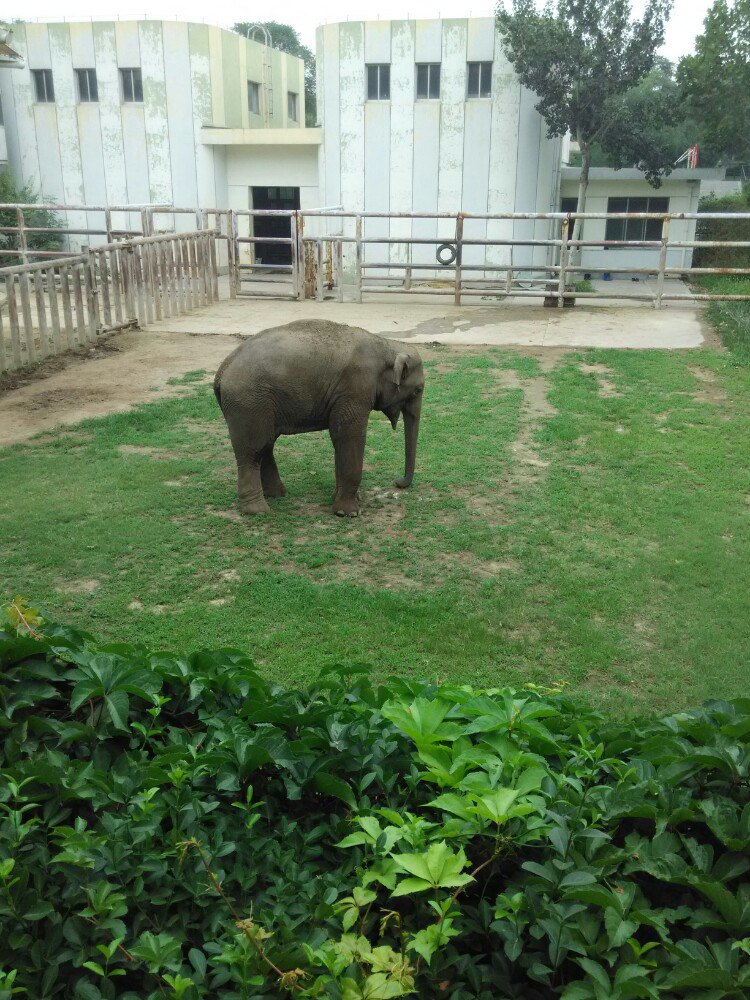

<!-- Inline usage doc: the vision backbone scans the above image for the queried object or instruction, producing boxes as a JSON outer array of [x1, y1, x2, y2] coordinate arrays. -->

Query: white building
[[316, 17, 563, 274], [0, 16, 725, 280], [0, 19, 316, 258]]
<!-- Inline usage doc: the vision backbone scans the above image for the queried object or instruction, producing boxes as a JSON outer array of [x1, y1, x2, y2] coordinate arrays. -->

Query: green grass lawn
[[2, 342, 749, 715]]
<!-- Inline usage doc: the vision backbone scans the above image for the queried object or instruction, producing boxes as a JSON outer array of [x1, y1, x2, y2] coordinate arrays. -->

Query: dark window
[[248, 80, 260, 115], [605, 196, 669, 243], [76, 68, 98, 103], [32, 69, 54, 103], [120, 68, 143, 103], [287, 91, 298, 122], [467, 61, 492, 98], [367, 64, 390, 100], [416, 63, 440, 99]]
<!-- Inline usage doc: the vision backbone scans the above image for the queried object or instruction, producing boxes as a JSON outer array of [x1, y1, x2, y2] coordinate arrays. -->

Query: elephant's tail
[[213, 369, 224, 413]]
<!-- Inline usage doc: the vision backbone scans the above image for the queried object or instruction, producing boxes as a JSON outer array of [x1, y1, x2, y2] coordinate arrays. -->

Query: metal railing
[[1, 228, 218, 372], [2, 201, 749, 319], [281, 209, 750, 308]]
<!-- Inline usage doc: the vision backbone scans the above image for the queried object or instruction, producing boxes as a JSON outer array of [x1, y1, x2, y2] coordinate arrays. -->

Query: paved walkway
[[145, 292, 707, 350]]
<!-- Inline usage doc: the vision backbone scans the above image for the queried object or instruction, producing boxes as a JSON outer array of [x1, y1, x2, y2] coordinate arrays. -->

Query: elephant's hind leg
[[236, 459, 270, 515], [260, 446, 287, 498], [226, 414, 271, 515]]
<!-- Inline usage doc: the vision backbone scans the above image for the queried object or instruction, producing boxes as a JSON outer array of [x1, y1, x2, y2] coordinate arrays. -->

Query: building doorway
[[251, 186, 300, 266]]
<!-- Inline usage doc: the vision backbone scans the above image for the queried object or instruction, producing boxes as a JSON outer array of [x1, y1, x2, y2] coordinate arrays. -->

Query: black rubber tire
[[436, 243, 457, 266]]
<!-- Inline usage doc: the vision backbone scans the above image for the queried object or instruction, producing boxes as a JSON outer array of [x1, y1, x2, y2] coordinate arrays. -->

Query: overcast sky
[[11, 0, 712, 61]]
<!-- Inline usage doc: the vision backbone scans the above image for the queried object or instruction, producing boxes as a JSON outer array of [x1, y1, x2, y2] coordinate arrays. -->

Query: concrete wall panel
[[415, 20, 442, 63], [389, 20, 416, 268], [437, 19, 467, 246], [338, 23, 365, 222], [467, 17, 495, 61], [139, 21, 172, 205], [69, 22, 95, 67], [93, 22, 129, 219], [364, 101, 390, 264], [48, 23, 86, 237], [163, 21, 198, 214], [364, 21, 392, 63], [25, 24, 51, 68], [115, 22, 141, 67]]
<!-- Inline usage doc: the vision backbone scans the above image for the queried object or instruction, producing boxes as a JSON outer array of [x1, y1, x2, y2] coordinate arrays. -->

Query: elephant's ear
[[393, 352, 409, 387]]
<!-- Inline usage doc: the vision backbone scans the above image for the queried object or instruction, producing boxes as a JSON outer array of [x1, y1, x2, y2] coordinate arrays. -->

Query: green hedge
[[1, 602, 749, 999], [694, 189, 750, 270]]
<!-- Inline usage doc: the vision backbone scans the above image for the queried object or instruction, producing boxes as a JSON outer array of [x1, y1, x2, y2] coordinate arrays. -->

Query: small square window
[[367, 64, 390, 100], [120, 68, 143, 103], [416, 63, 440, 99], [76, 69, 98, 103], [467, 61, 492, 98], [32, 69, 55, 103], [248, 80, 260, 116], [287, 91, 298, 122]]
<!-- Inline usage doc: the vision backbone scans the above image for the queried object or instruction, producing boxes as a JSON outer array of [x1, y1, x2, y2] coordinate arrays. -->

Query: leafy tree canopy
[[232, 21, 317, 126], [496, 0, 675, 227], [678, 0, 750, 164]]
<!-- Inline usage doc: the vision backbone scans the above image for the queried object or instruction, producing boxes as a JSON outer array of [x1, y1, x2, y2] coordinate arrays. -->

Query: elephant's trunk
[[394, 395, 421, 489]]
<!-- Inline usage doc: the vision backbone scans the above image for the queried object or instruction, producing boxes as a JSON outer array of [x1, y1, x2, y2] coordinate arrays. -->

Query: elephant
[[213, 320, 424, 517]]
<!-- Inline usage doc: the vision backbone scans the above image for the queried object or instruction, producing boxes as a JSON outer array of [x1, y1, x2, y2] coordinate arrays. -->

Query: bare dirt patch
[[578, 363, 622, 398], [0, 329, 241, 447], [57, 578, 101, 595], [489, 369, 558, 482], [689, 366, 728, 405], [118, 445, 183, 460]]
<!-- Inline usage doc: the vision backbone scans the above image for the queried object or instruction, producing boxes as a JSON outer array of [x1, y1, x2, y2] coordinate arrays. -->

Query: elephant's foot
[[263, 482, 287, 499], [239, 497, 271, 515], [333, 495, 360, 517]]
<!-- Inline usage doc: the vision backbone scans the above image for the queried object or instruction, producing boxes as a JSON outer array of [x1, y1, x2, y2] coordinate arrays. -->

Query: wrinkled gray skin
[[213, 320, 424, 516]]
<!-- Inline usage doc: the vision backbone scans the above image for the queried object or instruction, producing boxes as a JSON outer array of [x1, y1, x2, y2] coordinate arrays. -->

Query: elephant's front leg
[[330, 414, 368, 517]]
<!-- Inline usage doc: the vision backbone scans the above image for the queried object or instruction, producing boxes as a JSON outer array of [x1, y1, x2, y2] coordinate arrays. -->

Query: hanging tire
[[436, 243, 458, 266]]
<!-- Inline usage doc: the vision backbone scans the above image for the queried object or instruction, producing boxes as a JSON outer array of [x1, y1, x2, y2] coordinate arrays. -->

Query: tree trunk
[[568, 132, 591, 246], [570, 132, 591, 266]]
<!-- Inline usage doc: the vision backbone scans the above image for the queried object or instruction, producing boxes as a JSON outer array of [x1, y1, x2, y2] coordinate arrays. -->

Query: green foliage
[[2, 607, 749, 998], [496, 0, 676, 199], [697, 275, 750, 363], [677, 0, 750, 164], [0, 170, 64, 266], [232, 21, 317, 126], [694, 188, 750, 270]]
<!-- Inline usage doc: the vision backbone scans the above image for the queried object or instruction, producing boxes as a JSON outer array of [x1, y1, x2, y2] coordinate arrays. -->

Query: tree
[[0, 170, 63, 266], [678, 0, 750, 164], [233, 21, 317, 127], [496, 0, 674, 240]]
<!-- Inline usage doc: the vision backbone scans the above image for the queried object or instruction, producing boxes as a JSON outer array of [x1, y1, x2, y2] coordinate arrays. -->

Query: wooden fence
[[0, 229, 218, 373]]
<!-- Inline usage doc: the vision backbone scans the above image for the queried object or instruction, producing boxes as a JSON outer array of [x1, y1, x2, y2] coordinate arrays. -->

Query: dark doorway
[[251, 186, 300, 265]]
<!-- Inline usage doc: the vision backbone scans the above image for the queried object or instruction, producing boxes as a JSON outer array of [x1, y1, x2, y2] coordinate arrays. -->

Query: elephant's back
[[217, 320, 375, 388]]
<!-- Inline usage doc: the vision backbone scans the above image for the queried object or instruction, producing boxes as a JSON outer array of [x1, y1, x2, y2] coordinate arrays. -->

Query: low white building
[[559, 167, 722, 275]]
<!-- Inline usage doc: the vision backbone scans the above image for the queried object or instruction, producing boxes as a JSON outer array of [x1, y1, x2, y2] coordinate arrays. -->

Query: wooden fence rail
[[0, 229, 218, 373]]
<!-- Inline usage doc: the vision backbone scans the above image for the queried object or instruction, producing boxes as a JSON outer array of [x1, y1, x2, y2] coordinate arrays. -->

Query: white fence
[[0, 229, 218, 373]]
